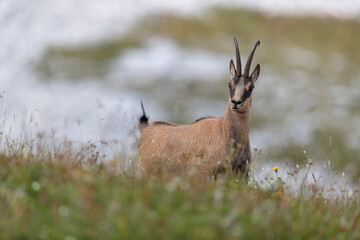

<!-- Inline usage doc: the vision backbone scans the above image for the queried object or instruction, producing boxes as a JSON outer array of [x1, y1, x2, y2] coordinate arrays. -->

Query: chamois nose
[[231, 99, 242, 106]]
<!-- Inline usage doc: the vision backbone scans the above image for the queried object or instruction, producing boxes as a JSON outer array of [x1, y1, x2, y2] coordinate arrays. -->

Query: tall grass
[[1, 129, 360, 239]]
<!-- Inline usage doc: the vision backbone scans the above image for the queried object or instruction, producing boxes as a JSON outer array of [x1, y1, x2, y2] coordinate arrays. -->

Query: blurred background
[[1, 0, 360, 179]]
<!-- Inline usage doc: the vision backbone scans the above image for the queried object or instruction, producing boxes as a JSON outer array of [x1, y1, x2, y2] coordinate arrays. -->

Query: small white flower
[[31, 181, 41, 191], [59, 206, 70, 217]]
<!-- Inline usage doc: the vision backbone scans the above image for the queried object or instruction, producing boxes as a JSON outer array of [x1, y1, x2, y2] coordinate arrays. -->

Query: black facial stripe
[[241, 89, 252, 103], [229, 86, 235, 98], [229, 77, 239, 98], [242, 78, 253, 102]]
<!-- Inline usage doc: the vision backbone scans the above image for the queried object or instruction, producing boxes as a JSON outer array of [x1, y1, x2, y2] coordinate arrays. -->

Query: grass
[[268, 127, 360, 181], [1, 137, 360, 240], [5, 8, 360, 238]]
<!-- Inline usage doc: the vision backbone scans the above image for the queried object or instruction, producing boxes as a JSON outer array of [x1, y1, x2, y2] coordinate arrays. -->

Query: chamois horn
[[244, 40, 261, 77], [233, 36, 242, 77]]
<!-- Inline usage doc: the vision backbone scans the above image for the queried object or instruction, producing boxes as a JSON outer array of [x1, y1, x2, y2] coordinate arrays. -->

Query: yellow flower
[[275, 191, 283, 199], [273, 167, 279, 172]]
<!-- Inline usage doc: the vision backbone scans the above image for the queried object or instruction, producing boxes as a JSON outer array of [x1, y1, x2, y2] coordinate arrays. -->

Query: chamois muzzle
[[231, 99, 244, 110]]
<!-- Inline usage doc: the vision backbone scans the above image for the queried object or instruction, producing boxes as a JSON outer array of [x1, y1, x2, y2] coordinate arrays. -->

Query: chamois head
[[228, 37, 261, 112]]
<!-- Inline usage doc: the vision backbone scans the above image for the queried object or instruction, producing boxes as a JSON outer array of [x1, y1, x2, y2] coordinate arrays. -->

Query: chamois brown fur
[[138, 37, 261, 177]]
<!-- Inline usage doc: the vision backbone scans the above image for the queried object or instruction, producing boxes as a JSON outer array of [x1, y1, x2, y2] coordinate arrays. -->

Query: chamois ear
[[250, 64, 260, 83], [229, 59, 237, 79]]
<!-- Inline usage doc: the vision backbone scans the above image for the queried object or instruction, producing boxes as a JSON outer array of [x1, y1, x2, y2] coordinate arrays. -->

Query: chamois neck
[[222, 99, 251, 144]]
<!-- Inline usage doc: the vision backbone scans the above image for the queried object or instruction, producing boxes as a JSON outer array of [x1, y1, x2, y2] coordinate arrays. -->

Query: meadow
[[2, 6, 360, 240], [1, 132, 360, 240]]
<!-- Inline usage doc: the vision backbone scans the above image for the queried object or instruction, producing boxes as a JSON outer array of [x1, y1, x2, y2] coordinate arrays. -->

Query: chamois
[[138, 37, 261, 177]]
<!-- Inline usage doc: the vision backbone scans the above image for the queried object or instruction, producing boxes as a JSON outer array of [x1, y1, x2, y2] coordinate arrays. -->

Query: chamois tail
[[139, 100, 149, 131]]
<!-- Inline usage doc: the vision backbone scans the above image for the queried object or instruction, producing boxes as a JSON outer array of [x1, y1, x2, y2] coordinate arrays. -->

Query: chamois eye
[[249, 84, 254, 91], [228, 82, 232, 89]]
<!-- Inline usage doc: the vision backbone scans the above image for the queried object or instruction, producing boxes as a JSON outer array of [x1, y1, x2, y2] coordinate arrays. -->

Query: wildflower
[[273, 167, 279, 178], [31, 181, 41, 191], [275, 191, 283, 199], [58, 206, 69, 217]]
